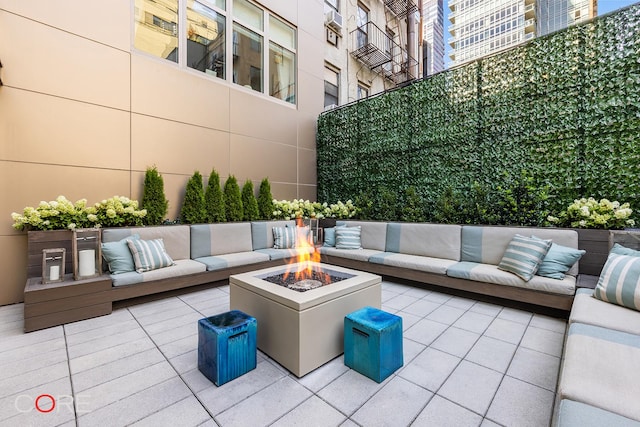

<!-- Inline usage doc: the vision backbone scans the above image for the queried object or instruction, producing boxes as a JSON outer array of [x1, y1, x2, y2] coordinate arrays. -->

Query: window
[[356, 4, 368, 49], [133, 0, 296, 105], [357, 83, 369, 100], [134, 0, 179, 62], [324, 0, 339, 14], [186, 0, 226, 79], [324, 65, 339, 107]]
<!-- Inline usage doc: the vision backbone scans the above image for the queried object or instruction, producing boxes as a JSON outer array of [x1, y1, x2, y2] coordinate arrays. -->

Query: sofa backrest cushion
[[461, 226, 580, 276], [336, 221, 388, 251], [386, 223, 462, 261], [251, 220, 296, 250], [191, 223, 253, 258], [102, 225, 191, 261]]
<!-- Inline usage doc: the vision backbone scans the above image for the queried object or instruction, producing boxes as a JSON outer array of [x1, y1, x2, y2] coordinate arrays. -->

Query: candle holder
[[72, 228, 102, 280], [42, 248, 65, 284]]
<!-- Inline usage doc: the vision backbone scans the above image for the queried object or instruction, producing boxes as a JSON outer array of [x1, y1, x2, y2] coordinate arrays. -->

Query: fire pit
[[229, 262, 381, 377]]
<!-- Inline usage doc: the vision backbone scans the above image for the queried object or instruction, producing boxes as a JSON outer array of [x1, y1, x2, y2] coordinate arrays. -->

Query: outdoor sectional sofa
[[318, 220, 582, 311]]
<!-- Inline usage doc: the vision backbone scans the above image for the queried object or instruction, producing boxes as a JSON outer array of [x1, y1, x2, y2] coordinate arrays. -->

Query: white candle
[[50, 265, 60, 281], [78, 249, 96, 277]]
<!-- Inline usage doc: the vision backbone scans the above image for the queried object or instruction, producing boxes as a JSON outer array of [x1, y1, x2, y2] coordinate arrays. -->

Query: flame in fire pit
[[282, 218, 330, 285]]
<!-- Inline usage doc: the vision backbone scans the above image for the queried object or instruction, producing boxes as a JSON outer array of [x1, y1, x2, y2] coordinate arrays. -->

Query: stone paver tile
[[65, 319, 140, 347], [130, 396, 211, 427], [486, 376, 555, 427], [181, 368, 214, 394], [81, 361, 177, 412], [69, 337, 155, 374], [127, 297, 188, 318], [73, 348, 165, 392], [64, 309, 133, 335], [398, 347, 460, 392], [382, 282, 412, 294], [149, 322, 197, 346], [404, 318, 448, 346], [317, 369, 388, 416], [158, 333, 199, 359], [271, 396, 346, 427], [497, 307, 532, 325], [142, 312, 203, 336], [295, 356, 348, 393], [67, 328, 147, 359], [169, 349, 198, 374], [134, 305, 198, 327], [197, 360, 286, 416], [193, 301, 230, 317], [0, 377, 71, 424], [412, 395, 482, 427], [464, 336, 517, 374], [484, 318, 528, 345], [445, 296, 476, 310], [431, 327, 480, 358], [520, 326, 565, 357], [382, 290, 400, 303], [352, 376, 432, 427], [0, 325, 63, 352], [0, 361, 69, 399], [0, 348, 67, 380], [77, 377, 191, 427], [215, 377, 312, 427], [403, 337, 427, 365], [426, 305, 466, 326], [453, 311, 495, 335], [403, 299, 441, 317], [529, 314, 566, 334], [438, 361, 503, 415], [397, 311, 422, 331], [469, 302, 502, 317], [506, 347, 561, 391], [340, 420, 359, 427], [480, 419, 502, 427], [403, 287, 431, 299], [179, 287, 227, 304], [0, 337, 66, 366], [423, 292, 452, 303], [384, 294, 419, 311]]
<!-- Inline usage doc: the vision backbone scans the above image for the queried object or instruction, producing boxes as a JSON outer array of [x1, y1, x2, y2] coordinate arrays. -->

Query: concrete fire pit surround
[[229, 262, 382, 377]]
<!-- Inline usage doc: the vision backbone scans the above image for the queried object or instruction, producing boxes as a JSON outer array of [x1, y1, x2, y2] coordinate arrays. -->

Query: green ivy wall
[[317, 5, 640, 221]]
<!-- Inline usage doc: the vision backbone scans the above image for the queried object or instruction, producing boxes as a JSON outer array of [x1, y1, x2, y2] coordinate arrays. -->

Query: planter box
[[576, 228, 610, 276]]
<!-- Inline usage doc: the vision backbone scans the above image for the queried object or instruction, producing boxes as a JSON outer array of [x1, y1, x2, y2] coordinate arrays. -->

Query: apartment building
[[448, 0, 597, 66], [323, 0, 421, 107], [422, 0, 445, 75]]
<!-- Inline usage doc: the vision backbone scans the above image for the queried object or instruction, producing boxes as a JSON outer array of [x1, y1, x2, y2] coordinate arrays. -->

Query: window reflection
[[134, 0, 179, 62], [270, 42, 295, 104], [187, 0, 225, 79], [233, 24, 263, 92]]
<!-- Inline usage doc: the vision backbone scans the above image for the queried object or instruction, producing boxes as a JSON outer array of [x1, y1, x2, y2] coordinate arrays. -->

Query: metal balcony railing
[[383, 0, 418, 19]]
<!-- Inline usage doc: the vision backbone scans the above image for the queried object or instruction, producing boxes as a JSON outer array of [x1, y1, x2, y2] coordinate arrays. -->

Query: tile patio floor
[[0, 280, 566, 427]]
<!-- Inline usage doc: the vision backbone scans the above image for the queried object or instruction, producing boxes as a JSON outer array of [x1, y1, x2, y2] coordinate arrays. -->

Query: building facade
[[422, 0, 445, 75], [0, 0, 326, 305], [448, 0, 596, 67], [322, 0, 421, 107]]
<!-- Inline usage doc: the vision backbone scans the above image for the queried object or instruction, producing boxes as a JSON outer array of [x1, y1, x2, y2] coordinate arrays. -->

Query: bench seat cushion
[[251, 220, 296, 250], [558, 323, 640, 422], [191, 223, 253, 258], [254, 247, 315, 261], [556, 400, 640, 427], [369, 253, 458, 275], [111, 259, 206, 287], [103, 225, 191, 261], [385, 223, 461, 261], [336, 221, 388, 251], [447, 262, 575, 295], [570, 288, 640, 335], [318, 246, 385, 262], [194, 251, 270, 271]]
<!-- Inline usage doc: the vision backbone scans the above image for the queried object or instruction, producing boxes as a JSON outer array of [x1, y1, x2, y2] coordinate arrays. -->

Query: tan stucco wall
[[0, 0, 324, 305]]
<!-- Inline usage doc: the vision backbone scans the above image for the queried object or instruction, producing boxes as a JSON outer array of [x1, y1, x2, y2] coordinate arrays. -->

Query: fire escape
[[350, 0, 419, 85]]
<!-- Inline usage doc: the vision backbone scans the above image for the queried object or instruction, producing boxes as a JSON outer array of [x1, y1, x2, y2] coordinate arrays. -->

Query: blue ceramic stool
[[344, 306, 403, 383], [198, 310, 257, 386]]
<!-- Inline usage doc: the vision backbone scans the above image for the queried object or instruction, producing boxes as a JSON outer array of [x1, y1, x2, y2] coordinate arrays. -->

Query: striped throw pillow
[[127, 238, 175, 273], [594, 253, 640, 311], [335, 226, 362, 250], [498, 234, 551, 281], [273, 226, 296, 249]]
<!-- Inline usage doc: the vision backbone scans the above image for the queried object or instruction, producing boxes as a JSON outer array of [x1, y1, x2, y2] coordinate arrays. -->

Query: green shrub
[[141, 166, 168, 225], [241, 180, 260, 221], [495, 171, 549, 226], [181, 171, 207, 224], [205, 168, 226, 223], [224, 175, 243, 221], [400, 186, 425, 222], [257, 178, 274, 220]]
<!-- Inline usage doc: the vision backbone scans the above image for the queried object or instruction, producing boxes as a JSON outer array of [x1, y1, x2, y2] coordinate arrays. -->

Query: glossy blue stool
[[198, 310, 257, 386], [344, 306, 403, 383]]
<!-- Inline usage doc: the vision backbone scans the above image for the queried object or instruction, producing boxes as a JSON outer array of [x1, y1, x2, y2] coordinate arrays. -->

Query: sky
[[442, 0, 639, 68]]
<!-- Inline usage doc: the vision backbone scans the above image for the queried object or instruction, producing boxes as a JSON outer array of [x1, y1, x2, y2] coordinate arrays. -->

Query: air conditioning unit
[[326, 10, 343, 31], [324, 103, 338, 111]]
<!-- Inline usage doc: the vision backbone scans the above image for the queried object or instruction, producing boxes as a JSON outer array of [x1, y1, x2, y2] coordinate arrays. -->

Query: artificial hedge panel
[[317, 4, 640, 224]]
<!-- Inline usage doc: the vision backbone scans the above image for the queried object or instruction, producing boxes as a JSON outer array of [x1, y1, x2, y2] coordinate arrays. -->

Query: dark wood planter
[[27, 230, 73, 279], [575, 228, 610, 276]]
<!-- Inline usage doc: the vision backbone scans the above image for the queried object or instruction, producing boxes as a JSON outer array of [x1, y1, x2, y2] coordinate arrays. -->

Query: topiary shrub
[[224, 175, 243, 221], [181, 171, 207, 224], [242, 180, 260, 221], [257, 178, 274, 220], [205, 168, 226, 223], [141, 166, 168, 225]]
